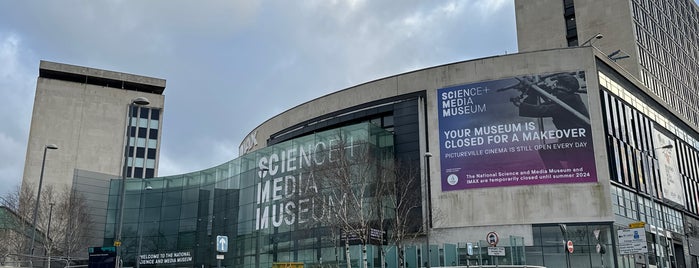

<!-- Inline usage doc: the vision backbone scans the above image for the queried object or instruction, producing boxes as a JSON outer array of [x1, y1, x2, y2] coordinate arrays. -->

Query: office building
[[516, 0, 699, 127], [22, 60, 166, 192], [20, 61, 166, 257]]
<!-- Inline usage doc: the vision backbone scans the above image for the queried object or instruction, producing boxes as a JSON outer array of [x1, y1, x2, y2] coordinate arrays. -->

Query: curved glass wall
[[105, 123, 395, 268]]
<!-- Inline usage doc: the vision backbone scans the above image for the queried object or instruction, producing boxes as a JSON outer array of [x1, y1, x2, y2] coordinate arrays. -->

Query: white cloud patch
[[0, 32, 35, 196]]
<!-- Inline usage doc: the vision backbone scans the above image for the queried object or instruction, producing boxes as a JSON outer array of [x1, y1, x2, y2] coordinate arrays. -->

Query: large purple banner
[[437, 71, 597, 191]]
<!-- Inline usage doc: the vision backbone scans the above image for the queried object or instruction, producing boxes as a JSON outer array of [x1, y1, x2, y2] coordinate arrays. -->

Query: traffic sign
[[113, 241, 121, 247], [617, 228, 647, 255], [487, 247, 505, 256], [566, 240, 574, 253], [216, 235, 228, 253], [629, 222, 645, 228], [486, 232, 499, 246]]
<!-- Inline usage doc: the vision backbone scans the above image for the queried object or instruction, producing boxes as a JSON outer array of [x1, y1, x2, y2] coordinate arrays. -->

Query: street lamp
[[423, 152, 432, 268], [115, 97, 150, 268], [640, 144, 673, 268], [29, 144, 58, 256], [136, 182, 153, 268], [47, 202, 55, 268], [581, 33, 604, 46]]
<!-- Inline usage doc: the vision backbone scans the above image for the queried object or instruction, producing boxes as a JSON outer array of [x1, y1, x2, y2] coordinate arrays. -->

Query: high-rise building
[[22, 60, 166, 193], [516, 0, 699, 126]]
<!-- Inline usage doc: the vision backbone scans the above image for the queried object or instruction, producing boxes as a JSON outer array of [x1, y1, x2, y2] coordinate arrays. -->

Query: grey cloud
[[0, 1, 518, 190]]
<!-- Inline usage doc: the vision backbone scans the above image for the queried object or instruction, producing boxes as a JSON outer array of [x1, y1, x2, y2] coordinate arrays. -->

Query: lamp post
[[29, 144, 59, 256], [641, 144, 673, 268], [136, 182, 153, 268], [115, 97, 150, 268], [581, 33, 604, 46], [423, 152, 432, 268], [47, 202, 55, 268]]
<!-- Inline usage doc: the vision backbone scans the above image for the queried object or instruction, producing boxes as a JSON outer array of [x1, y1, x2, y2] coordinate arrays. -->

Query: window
[[149, 129, 158, 139], [150, 119, 159, 130], [136, 147, 145, 158], [150, 108, 160, 120], [140, 107, 150, 119], [138, 128, 147, 138], [148, 139, 158, 149], [147, 148, 157, 159]]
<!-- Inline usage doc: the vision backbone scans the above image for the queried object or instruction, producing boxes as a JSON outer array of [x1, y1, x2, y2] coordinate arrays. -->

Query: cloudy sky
[[0, 0, 524, 195]]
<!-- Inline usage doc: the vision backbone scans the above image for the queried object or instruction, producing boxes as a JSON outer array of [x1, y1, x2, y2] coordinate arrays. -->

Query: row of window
[[631, 0, 699, 128], [611, 185, 683, 234], [599, 73, 699, 151], [600, 73, 699, 216], [127, 106, 160, 178], [563, 0, 578, 47], [633, 0, 699, 35]]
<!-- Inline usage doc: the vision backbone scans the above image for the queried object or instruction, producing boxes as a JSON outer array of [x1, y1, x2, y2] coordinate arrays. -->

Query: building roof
[[38, 60, 166, 95]]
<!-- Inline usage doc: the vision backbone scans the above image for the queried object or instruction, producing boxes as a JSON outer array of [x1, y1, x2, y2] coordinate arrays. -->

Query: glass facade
[[106, 123, 397, 268], [600, 72, 699, 267]]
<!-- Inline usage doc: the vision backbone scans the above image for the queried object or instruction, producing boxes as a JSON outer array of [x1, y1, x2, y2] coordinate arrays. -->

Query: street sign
[[566, 240, 574, 253], [487, 247, 505, 256], [486, 231, 499, 246], [629, 222, 646, 228], [216, 235, 228, 253], [618, 228, 648, 255], [88, 247, 117, 268]]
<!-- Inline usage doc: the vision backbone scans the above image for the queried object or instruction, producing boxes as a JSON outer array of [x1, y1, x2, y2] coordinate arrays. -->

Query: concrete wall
[[243, 47, 614, 245], [573, 0, 639, 77], [515, 0, 568, 52], [22, 68, 165, 192], [515, 0, 640, 79]]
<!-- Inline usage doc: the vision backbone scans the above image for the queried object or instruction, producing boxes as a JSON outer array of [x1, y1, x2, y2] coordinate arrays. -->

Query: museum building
[[102, 45, 699, 268]]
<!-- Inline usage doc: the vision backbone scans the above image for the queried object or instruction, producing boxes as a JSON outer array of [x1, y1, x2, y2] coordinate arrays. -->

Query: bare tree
[[1, 183, 94, 267], [298, 130, 386, 268], [378, 161, 424, 268], [48, 188, 94, 261], [298, 128, 426, 268]]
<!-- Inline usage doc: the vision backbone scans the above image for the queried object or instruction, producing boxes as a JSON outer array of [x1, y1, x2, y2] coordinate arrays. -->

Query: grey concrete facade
[[22, 61, 165, 193]]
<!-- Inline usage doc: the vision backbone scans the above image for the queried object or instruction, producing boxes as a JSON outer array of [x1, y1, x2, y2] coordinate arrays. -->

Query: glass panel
[[148, 139, 158, 150], [150, 108, 160, 120], [135, 158, 144, 167]]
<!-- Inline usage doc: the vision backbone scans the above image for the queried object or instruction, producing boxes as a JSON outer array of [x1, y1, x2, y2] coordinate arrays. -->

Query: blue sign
[[216, 235, 228, 253]]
